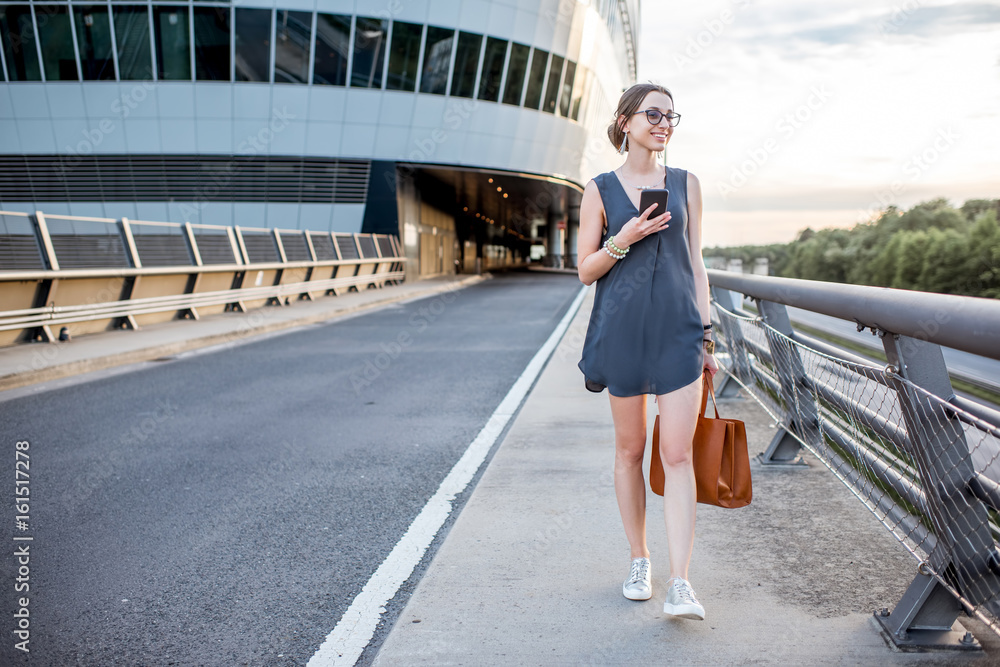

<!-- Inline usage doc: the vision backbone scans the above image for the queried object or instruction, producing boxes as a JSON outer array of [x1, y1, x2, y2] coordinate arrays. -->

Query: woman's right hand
[[615, 204, 670, 248]]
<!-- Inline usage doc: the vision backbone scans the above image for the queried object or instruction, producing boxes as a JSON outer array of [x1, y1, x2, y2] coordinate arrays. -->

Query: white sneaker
[[622, 557, 652, 601], [663, 578, 705, 620]]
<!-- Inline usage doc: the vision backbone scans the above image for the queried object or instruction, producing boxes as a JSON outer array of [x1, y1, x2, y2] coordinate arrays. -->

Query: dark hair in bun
[[607, 83, 674, 152]]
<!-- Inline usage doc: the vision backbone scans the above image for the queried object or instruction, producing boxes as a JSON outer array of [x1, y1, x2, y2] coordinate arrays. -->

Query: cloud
[[711, 2, 1000, 58], [635, 0, 1000, 245], [878, 2, 1000, 38]]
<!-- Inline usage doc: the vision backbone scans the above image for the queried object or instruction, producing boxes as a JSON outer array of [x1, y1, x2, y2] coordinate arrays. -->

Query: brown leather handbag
[[650, 371, 752, 508]]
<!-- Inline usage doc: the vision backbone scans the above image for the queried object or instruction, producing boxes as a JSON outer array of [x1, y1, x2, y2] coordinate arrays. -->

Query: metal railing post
[[228, 227, 249, 312], [116, 218, 140, 330], [120, 218, 141, 269], [183, 222, 203, 267], [755, 299, 820, 466], [181, 222, 202, 320], [30, 211, 58, 342], [33, 211, 59, 271], [875, 332, 1000, 650]]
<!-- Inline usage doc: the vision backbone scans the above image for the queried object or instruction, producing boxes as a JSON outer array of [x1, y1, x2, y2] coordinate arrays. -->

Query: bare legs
[[609, 394, 649, 559], [608, 376, 703, 578], [656, 376, 702, 580]]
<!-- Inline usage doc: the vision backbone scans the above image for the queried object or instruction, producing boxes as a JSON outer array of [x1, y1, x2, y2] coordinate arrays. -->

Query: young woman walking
[[577, 82, 718, 620]]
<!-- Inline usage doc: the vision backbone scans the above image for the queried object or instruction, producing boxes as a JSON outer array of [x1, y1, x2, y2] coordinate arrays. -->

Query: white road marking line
[[307, 285, 587, 667]]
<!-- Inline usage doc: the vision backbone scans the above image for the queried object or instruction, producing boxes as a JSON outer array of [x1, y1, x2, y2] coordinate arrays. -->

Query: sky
[[636, 0, 1000, 247]]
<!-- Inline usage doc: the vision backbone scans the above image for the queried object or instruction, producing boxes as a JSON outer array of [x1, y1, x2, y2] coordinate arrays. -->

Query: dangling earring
[[618, 130, 628, 155]]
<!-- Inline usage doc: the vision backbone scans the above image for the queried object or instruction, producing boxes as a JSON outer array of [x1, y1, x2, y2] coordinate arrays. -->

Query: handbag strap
[[702, 370, 721, 419]]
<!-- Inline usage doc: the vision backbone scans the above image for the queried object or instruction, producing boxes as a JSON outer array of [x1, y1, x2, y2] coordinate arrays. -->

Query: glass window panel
[[113, 6, 152, 80], [419, 26, 452, 95], [450, 31, 481, 98], [351, 16, 386, 88], [275, 10, 310, 84], [581, 70, 597, 123], [523, 48, 547, 110], [74, 6, 115, 80], [313, 13, 350, 86], [386, 20, 421, 91], [570, 66, 587, 121], [0, 6, 42, 81], [543, 54, 563, 114], [559, 60, 575, 117], [193, 7, 230, 81], [501, 42, 529, 106], [235, 8, 271, 82], [153, 6, 191, 80], [477, 37, 506, 102], [36, 5, 78, 80]]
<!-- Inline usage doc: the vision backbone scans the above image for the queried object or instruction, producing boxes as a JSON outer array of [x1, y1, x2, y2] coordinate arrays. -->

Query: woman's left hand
[[703, 350, 719, 377]]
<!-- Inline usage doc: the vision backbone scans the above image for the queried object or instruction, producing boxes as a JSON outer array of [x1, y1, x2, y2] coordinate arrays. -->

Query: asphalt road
[[0, 271, 584, 666]]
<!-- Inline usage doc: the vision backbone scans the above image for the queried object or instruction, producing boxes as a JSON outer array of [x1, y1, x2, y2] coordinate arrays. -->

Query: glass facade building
[[0, 0, 637, 275]]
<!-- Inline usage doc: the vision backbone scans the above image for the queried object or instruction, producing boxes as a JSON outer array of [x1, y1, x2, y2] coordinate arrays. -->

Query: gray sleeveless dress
[[578, 166, 704, 397]]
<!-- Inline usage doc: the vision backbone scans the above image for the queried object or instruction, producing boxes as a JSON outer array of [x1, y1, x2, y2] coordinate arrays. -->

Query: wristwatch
[[703, 340, 716, 355]]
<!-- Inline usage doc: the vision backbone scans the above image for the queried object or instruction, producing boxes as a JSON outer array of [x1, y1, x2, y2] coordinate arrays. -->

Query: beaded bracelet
[[607, 236, 629, 256], [603, 239, 627, 259]]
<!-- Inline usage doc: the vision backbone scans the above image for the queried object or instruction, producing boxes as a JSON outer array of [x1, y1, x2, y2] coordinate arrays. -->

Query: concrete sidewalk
[[0, 274, 483, 392], [373, 290, 1000, 666]]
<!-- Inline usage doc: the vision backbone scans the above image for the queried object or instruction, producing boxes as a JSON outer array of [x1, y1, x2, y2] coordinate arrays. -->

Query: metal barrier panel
[[191, 224, 240, 265], [0, 212, 45, 271], [712, 283, 1000, 651], [0, 210, 405, 344], [280, 231, 311, 262], [309, 232, 337, 261], [129, 220, 195, 268], [44, 215, 130, 269]]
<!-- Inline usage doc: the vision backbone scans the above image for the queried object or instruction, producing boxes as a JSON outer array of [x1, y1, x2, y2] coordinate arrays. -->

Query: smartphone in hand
[[638, 188, 669, 218]]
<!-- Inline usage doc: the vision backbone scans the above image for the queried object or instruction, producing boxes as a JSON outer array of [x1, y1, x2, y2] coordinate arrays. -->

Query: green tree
[[918, 228, 969, 294], [843, 222, 882, 286], [961, 199, 998, 223], [965, 210, 1000, 297], [887, 198, 966, 235], [869, 232, 905, 287], [892, 230, 931, 289], [709, 198, 998, 296]]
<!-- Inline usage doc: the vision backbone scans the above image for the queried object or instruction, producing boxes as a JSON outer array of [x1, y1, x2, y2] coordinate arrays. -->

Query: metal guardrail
[[707, 269, 1000, 652], [0, 210, 405, 343], [0, 271, 402, 333]]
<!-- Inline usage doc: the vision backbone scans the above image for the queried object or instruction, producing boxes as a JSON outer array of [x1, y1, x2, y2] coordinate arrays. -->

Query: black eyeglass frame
[[632, 109, 681, 127]]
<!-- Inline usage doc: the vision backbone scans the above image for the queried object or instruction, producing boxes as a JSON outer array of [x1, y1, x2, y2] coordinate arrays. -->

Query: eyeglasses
[[632, 109, 681, 127]]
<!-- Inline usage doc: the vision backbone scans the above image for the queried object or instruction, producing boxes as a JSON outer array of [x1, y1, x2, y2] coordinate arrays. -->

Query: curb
[[0, 275, 486, 392]]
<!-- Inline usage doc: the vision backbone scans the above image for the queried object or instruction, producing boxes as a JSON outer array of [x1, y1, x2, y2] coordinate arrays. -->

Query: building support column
[[545, 206, 563, 268], [395, 168, 421, 281], [565, 204, 579, 269]]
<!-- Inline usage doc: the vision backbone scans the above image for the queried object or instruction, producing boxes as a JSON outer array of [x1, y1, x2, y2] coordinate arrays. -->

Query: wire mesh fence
[[713, 299, 1000, 636]]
